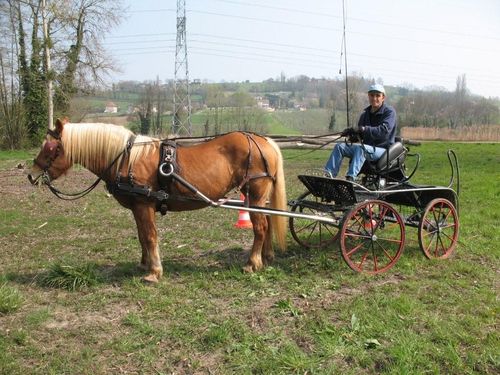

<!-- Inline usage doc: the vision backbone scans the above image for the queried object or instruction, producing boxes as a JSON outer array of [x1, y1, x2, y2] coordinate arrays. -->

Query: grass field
[[0, 142, 498, 374]]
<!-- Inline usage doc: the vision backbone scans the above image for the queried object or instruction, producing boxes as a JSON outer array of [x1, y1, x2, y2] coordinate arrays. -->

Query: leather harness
[[106, 132, 274, 215]]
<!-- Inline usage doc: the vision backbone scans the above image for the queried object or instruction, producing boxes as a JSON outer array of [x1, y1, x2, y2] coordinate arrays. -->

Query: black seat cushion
[[375, 142, 406, 172], [359, 142, 407, 175]]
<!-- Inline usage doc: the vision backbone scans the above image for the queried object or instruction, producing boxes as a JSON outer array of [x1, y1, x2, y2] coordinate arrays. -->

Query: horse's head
[[28, 118, 72, 186]]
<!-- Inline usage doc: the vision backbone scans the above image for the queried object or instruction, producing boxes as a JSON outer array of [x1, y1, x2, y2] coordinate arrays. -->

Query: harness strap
[[243, 133, 274, 180], [47, 128, 61, 140], [106, 182, 168, 202], [237, 132, 275, 200], [116, 136, 136, 182]]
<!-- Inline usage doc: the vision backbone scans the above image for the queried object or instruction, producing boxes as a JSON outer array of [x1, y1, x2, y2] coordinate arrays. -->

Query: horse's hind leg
[[132, 204, 163, 283]]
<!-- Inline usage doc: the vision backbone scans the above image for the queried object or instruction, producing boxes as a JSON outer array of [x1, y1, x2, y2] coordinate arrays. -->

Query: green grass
[[0, 143, 498, 374], [36, 263, 102, 291], [0, 278, 23, 315]]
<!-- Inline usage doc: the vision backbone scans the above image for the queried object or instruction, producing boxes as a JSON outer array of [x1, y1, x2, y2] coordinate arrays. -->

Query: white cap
[[368, 84, 385, 94]]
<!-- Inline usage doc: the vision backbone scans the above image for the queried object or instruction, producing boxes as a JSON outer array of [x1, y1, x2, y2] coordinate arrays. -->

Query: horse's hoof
[[242, 265, 255, 273], [263, 255, 275, 265], [142, 274, 159, 284]]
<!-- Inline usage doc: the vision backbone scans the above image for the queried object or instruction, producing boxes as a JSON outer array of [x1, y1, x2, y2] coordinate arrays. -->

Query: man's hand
[[341, 127, 356, 137], [341, 127, 363, 142]]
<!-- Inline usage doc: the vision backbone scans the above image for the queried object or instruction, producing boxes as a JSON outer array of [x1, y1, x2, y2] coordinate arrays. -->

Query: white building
[[104, 102, 118, 113]]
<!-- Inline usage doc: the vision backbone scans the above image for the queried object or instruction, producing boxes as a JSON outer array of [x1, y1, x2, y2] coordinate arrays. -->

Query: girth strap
[[237, 132, 274, 193]]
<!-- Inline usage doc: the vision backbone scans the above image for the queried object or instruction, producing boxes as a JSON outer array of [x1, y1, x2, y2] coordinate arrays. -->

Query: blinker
[[43, 140, 58, 158]]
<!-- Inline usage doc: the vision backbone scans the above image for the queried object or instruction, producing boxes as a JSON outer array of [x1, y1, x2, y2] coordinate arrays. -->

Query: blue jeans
[[325, 143, 386, 178]]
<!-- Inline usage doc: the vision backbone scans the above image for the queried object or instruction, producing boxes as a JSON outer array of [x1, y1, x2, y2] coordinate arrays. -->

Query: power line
[[107, 45, 500, 90], [187, 9, 499, 54], [206, 0, 500, 41], [106, 32, 176, 40], [126, 8, 176, 13], [104, 32, 500, 81]]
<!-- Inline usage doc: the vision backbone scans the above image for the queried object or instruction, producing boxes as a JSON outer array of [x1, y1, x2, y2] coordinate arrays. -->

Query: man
[[325, 83, 397, 181]]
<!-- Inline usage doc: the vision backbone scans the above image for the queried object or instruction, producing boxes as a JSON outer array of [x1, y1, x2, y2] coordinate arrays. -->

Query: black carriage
[[288, 138, 460, 274]]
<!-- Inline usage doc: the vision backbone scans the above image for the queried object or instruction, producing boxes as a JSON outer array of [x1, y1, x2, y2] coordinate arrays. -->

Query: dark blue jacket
[[358, 102, 397, 148]]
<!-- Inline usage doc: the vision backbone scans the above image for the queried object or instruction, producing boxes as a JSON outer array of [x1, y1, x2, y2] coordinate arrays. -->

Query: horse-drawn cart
[[288, 142, 460, 274]]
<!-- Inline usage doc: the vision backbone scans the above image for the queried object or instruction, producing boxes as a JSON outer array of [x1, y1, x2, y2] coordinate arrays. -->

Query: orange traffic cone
[[234, 194, 253, 229]]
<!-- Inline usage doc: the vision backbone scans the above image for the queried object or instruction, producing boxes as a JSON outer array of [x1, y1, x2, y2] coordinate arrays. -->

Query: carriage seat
[[360, 138, 407, 176]]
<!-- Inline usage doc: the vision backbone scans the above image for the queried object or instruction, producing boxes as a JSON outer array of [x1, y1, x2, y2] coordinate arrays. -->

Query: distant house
[[255, 96, 274, 111], [104, 102, 118, 113]]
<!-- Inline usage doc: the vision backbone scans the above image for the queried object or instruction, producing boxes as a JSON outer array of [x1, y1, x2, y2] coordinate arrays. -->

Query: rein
[[283, 132, 344, 160]]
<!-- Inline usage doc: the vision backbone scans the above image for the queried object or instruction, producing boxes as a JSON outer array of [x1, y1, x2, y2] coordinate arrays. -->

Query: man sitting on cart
[[325, 83, 397, 181]]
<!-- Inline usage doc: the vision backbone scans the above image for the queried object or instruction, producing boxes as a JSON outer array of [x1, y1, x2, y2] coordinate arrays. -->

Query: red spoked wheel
[[340, 200, 405, 274], [418, 198, 459, 259], [289, 192, 340, 249]]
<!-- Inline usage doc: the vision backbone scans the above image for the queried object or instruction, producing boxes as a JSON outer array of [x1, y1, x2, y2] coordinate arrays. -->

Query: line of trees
[[0, 0, 123, 149], [134, 74, 500, 136]]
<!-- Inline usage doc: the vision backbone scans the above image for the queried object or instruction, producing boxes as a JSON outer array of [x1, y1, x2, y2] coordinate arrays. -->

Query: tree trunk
[[41, 0, 53, 129]]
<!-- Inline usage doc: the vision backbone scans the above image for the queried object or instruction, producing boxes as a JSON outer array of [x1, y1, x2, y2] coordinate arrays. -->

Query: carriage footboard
[[297, 175, 358, 204]]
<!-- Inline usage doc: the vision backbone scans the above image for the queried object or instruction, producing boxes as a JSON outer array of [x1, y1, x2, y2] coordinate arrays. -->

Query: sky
[[105, 0, 500, 98]]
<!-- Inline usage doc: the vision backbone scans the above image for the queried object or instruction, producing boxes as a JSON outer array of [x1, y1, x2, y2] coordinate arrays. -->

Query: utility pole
[[172, 0, 192, 135]]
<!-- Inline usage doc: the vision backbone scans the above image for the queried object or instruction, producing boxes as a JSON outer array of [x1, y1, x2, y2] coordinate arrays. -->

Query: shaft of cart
[[215, 199, 338, 225]]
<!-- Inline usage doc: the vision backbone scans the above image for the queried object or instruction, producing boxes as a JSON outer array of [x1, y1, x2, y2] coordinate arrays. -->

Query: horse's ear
[[55, 118, 66, 134]]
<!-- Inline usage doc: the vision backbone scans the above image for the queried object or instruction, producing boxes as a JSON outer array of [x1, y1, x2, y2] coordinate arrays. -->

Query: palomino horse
[[28, 119, 287, 283]]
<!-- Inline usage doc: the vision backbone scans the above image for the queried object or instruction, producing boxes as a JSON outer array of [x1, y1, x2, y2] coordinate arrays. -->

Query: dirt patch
[[43, 301, 134, 330]]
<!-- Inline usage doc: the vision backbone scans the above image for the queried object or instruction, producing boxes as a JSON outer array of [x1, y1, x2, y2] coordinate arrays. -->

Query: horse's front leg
[[243, 212, 268, 273], [132, 203, 163, 283], [262, 216, 275, 265]]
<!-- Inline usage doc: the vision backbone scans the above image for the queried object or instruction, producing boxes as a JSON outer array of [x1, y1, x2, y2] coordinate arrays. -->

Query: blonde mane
[[62, 123, 157, 175]]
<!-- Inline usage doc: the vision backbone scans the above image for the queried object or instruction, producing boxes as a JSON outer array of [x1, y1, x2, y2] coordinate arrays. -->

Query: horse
[[27, 119, 287, 283]]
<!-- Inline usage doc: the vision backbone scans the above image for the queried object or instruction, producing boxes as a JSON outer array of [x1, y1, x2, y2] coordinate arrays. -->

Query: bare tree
[[41, 0, 53, 128], [51, 0, 124, 114], [0, 24, 26, 148], [453, 74, 469, 128], [206, 84, 225, 134], [0, 0, 124, 147]]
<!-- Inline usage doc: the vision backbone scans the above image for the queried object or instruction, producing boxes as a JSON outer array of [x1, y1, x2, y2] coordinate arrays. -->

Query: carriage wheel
[[289, 192, 339, 249], [340, 200, 405, 274], [418, 198, 459, 259]]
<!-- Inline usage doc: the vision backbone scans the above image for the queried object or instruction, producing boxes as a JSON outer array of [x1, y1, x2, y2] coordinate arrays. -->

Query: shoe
[[323, 170, 334, 178], [346, 176, 354, 182]]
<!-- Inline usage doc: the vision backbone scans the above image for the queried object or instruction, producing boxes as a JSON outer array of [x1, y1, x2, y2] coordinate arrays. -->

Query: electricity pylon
[[172, 0, 192, 135]]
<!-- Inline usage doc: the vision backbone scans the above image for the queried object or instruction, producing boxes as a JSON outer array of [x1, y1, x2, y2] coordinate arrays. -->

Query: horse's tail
[[267, 137, 288, 251]]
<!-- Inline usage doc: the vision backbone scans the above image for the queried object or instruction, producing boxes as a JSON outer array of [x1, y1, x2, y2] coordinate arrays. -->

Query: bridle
[[31, 129, 134, 201], [29, 129, 63, 186]]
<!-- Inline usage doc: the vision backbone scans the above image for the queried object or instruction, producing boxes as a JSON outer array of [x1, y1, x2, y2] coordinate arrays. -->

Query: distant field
[[402, 125, 500, 142], [0, 142, 498, 374]]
